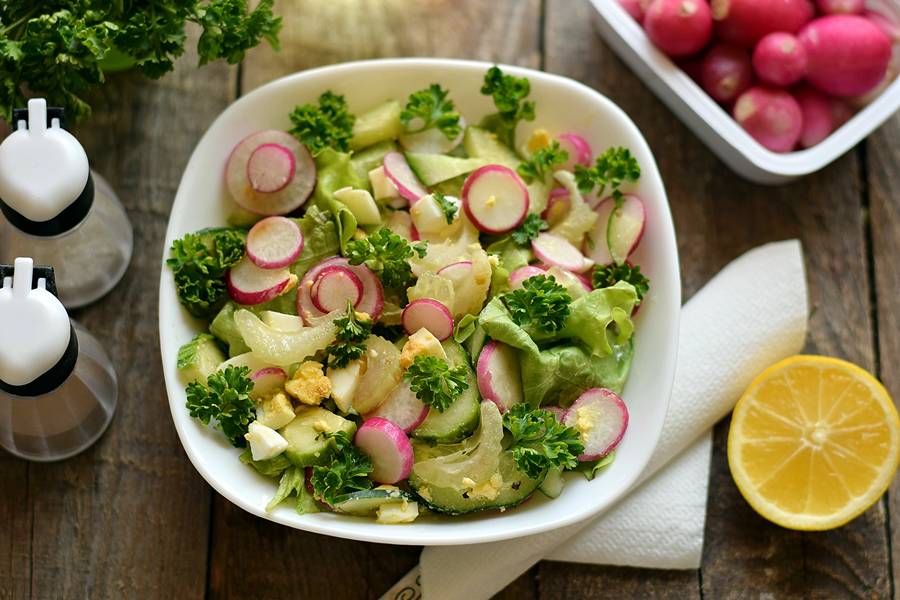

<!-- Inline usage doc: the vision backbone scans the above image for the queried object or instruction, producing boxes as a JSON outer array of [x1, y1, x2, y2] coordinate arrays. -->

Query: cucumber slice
[[351, 140, 398, 182], [177, 333, 225, 384], [281, 407, 357, 467], [351, 101, 403, 150], [331, 488, 412, 515], [538, 467, 565, 499], [412, 340, 480, 443], [430, 174, 467, 198], [405, 152, 487, 186], [464, 324, 488, 367], [210, 302, 251, 357]]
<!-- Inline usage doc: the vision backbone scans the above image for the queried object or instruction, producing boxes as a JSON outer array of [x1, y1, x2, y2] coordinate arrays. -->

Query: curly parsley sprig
[[327, 301, 374, 368], [345, 228, 427, 291], [480, 65, 535, 148], [593, 263, 650, 302], [400, 84, 462, 141], [510, 213, 549, 246], [503, 404, 584, 479], [574, 147, 641, 204], [502, 274, 572, 334], [309, 431, 374, 505], [433, 192, 459, 225], [404, 355, 469, 413], [289, 91, 355, 154], [517, 141, 569, 184], [185, 365, 255, 447], [167, 229, 245, 319]]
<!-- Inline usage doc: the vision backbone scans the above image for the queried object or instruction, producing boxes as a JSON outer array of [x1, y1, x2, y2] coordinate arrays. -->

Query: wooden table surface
[[3, 0, 899, 598]]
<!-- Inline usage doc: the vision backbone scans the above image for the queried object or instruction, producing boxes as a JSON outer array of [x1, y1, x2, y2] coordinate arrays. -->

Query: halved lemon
[[728, 355, 900, 530]]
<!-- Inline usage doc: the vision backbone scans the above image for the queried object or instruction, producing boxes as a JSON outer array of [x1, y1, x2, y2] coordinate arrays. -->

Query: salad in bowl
[[161, 59, 678, 543]]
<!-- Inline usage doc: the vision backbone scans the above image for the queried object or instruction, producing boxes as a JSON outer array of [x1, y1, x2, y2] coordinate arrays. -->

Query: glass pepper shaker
[[0, 257, 118, 461], [0, 98, 133, 308]]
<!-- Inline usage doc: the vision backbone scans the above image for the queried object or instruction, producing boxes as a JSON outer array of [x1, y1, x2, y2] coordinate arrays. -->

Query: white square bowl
[[158, 58, 681, 546], [590, 0, 900, 185]]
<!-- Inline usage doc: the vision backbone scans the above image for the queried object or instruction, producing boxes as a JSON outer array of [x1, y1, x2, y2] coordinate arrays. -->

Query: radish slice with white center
[[584, 197, 616, 266], [247, 143, 295, 193], [532, 233, 593, 273], [509, 265, 547, 290], [546, 265, 592, 297], [544, 405, 567, 422], [563, 388, 629, 461], [476, 341, 524, 413], [250, 367, 287, 400], [365, 381, 429, 433], [227, 256, 296, 305], [462, 165, 530, 234], [399, 117, 466, 155], [225, 130, 315, 216], [435, 260, 473, 290], [311, 266, 363, 313], [402, 299, 454, 340], [298, 257, 384, 324], [607, 194, 646, 265], [354, 418, 414, 484], [557, 134, 592, 172], [542, 188, 571, 228], [383, 151, 429, 203], [246, 216, 305, 269]]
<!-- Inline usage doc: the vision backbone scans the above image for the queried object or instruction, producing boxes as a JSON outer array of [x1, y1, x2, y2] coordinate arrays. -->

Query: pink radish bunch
[[298, 257, 384, 323]]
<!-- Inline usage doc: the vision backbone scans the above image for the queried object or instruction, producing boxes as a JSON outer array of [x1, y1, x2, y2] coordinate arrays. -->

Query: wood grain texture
[[0, 456, 30, 600], [538, 563, 700, 600]]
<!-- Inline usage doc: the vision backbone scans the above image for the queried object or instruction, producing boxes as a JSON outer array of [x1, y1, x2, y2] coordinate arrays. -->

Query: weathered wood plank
[[539, 563, 700, 600], [0, 456, 30, 600], [209, 1, 543, 599], [13, 47, 235, 598]]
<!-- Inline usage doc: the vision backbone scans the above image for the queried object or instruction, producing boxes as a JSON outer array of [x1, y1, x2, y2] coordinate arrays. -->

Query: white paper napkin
[[381, 240, 809, 600]]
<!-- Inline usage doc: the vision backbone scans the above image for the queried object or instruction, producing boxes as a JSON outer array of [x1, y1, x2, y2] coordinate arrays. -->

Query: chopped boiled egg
[[285, 361, 332, 406], [245, 421, 289, 461], [400, 328, 447, 370], [256, 391, 295, 430], [368, 166, 400, 202]]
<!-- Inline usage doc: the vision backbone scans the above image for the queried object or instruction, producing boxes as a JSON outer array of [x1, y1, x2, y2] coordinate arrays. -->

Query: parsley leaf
[[167, 229, 245, 319], [185, 365, 255, 447], [510, 213, 549, 246], [574, 147, 641, 203], [344, 228, 427, 291], [480, 65, 536, 148], [289, 91, 355, 155], [327, 301, 374, 368], [593, 263, 650, 302], [309, 431, 374, 505], [433, 192, 459, 225], [502, 274, 572, 334], [503, 404, 584, 479], [517, 141, 569, 184], [404, 355, 469, 413], [400, 83, 462, 141]]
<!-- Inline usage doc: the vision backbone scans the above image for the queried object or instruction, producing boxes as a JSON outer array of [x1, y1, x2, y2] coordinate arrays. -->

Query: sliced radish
[[402, 298, 454, 341], [509, 265, 547, 290], [546, 265, 592, 298], [542, 188, 572, 228], [246, 216, 305, 269], [532, 233, 593, 273], [607, 194, 646, 265], [383, 151, 429, 203], [227, 256, 296, 305], [354, 418, 414, 484], [584, 197, 616, 266], [311, 266, 363, 313], [557, 134, 592, 172], [298, 257, 384, 324], [544, 405, 568, 422], [247, 143, 295, 193], [365, 381, 429, 433], [462, 165, 530, 234], [399, 117, 466, 155], [476, 341, 524, 413], [250, 367, 287, 400], [436, 260, 473, 285], [225, 130, 315, 216], [563, 388, 629, 461]]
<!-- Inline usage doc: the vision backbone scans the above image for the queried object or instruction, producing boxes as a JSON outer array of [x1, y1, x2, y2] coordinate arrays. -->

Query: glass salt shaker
[[0, 98, 133, 309], [0, 258, 118, 461]]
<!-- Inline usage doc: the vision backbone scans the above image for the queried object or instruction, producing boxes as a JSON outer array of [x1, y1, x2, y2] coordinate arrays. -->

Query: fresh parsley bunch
[[167, 229, 245, 319], [405, 355, 469, 413], [309, 431, 374, 505], [289, 91, 355, 155], [344, 228, 427, 291], [593, 263, 650, 302], [502, 274, 572, 334], [327, 301, 374, 368], [480, 65, 535, 148], [517, 141, 568, 184], [186, 365, 255, 447], [574, 147, 641, 204], [0, 1, 281, 122], [503, 404, 583, 479], [400, 84, 461, 140]]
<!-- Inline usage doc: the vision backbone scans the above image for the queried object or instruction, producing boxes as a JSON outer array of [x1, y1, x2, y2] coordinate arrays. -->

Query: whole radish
[[712, 0, 814, 47], [868, 5, 900, 41], [733, 87, 804, 152], [643, 0, 713, 57], [700, 44, 753, 103], [794, 87, 835, 148], [618, 0, 645, 20], [799, 15, 892, 97], [752, 33, 808, 87], [816, 0, 864, 14]]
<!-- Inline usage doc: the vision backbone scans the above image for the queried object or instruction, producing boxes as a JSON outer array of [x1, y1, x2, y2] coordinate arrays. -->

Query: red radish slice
[[246, 216, 305, 269], [564, 388, 629, 461], [436, 260, 473, 285], [402, 299, 454, 341], [354, 418, 414, 484], [246, 143, 296, 193], [544, 405, 568, 422], [532, 233, 593, 273], [557, 134, 592, 172], [546, 266, 593, 297], [476, 341, 524, 413], [542, 188, 572, 228], [227, 256, 295, 305], [383, 151, 429, 203], [250, 367, 287, 400], [311, 266, 364, 313], [399, 117, 466, 154], [225, 130, 315, 216], [509, 265, 547, 290], [462, 165, 530, 234], [298, 257, 384, 324], [584, 197, 616, 266], [607, 194, 647, 265], [365, 381, 429, 433]]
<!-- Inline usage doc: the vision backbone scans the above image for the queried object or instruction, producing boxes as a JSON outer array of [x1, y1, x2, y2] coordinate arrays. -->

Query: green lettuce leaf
[[291, 203, 341, 277], [311, 148, 366, 252], [240, 448, 292, 478]]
